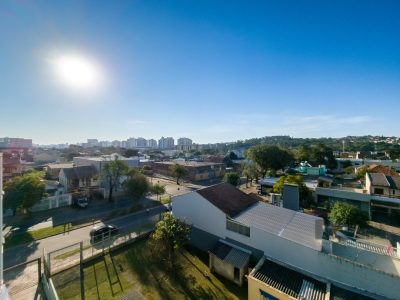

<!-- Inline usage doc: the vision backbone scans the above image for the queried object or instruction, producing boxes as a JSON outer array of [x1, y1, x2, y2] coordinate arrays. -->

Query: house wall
[[173, 192, 400, 299], [173, 192, 227, 238], [248, 275, 293, 300], [209, 255, 234, 282]]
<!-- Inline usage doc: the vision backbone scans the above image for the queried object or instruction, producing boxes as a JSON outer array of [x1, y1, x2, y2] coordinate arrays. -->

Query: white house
[[173, 183, 400, 300]]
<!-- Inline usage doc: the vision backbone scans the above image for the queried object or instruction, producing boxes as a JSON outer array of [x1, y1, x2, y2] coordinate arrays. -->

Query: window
[[374, 188, 384, 195], [226, 218, 250, 237]]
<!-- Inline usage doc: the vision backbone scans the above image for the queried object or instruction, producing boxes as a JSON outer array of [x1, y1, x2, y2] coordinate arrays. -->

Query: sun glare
[[53, 55, 103, 91]]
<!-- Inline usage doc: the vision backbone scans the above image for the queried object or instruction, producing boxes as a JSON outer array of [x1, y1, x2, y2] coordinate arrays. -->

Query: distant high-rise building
[[177, 137, 193, 146], [136, 137, 147, 148], [147, 139, 158, 148], [87, 139, 99, 147], [111, 140, 121, 148], [0, 137, 32, 149], [158, 136, 174, 149], [126, 138, 136, 149]]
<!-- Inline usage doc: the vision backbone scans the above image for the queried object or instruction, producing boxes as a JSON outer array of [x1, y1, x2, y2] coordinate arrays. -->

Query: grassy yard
[[53, 238, 247, 300]]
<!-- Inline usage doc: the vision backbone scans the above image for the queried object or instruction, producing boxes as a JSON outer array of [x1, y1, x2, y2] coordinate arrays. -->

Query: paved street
[[4, 206, 165, 268]]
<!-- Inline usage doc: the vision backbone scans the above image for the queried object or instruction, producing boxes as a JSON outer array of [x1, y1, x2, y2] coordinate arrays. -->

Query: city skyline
[[1, 1, 399, 144]]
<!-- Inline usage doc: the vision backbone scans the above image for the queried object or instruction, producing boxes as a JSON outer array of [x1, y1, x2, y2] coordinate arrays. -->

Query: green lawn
[[5, 223, 81, 248], [53, 239, 247, 300]]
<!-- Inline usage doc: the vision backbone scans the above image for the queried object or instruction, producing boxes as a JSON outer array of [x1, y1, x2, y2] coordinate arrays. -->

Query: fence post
[[47, 252, 51, 276], [37, 257, 42, 284], [80, 241, 85, 300]]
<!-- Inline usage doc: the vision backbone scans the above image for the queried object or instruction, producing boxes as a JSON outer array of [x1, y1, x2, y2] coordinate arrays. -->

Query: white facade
[[158, 136, 175, 149], [172, 189, 400, 300]]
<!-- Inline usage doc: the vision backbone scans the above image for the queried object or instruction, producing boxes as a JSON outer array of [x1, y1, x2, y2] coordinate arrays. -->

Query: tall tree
[[242, 162, 261, 186], [149, 213, 191, 268], [311, 143, 337, 170], [296, 144, 311, 162], [169, 164, 187, 185], [124, 171, 150, 201], [4, 172, 46, 214], [247, 145, 294, 177], [151, 183, 166, 201], [223, 172, 240, 186], [102, 158, 129, 202]]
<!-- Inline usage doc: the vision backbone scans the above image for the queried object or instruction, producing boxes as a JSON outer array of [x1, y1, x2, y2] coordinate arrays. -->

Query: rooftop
[[251, 258, 327, 300], [368, 173, 390, 187], [210, 240, 251, 269], [234, 202, 323, 250], [61, 165, 98, 180], [155, 161, 223, 167], [197, 183, 258, 218]]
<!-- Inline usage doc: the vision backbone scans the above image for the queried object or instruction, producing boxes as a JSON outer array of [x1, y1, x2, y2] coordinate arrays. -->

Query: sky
[[0, 0, 399, 145]]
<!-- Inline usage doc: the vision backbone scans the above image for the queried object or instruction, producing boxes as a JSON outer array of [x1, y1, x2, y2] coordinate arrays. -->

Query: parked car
[[74, 197, 89, 209], [90, 224, 118, 242]]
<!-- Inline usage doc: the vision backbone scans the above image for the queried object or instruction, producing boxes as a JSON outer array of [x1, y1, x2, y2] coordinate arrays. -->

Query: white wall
[[173, 192, 226, 238]]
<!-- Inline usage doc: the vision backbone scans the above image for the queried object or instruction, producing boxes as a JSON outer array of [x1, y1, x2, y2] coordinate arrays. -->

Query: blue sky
[[1, 0, 399, 144]]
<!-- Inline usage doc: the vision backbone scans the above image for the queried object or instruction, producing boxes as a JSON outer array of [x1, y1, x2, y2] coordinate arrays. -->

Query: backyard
[[52, 238, 247, 299]]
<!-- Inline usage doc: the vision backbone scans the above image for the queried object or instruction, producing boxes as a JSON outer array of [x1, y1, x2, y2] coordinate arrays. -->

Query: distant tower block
[[283, 184, 300, 211]]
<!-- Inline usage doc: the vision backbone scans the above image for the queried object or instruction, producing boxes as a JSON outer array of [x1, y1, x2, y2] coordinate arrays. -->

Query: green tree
[[356, 166, 368, 179], [149, 213, 191, 267], [310, 143, 337, 170], [151, 183, 166, 201], [273, 175, 311, 207], [102, 158, 129, 202], [329, 202, 368, 228], [242, 162, 260, 186], [296, 144, 311, 162], [169, 164, 187, 185], [124, 171, 150, 201], [4, 172, 46, 214], [223, 172, 240, 186], [247, 145, 294, 177]]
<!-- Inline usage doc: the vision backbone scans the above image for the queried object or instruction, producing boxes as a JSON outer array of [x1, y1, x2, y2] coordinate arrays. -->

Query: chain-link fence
[[4, 258, 41, 298]]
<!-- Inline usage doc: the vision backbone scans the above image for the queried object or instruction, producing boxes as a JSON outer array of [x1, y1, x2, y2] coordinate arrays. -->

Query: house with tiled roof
[[366, 172, 400, 197]]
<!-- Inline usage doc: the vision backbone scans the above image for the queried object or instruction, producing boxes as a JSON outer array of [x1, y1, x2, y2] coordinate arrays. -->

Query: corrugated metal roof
[[210, 241, 250, 269], [224, 247, 250, 269], [234, 202, 323, 251], [252, 258, 326, 300]]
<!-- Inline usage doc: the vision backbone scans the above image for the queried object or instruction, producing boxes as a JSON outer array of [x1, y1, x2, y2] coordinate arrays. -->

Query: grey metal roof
[[210, 241, 250, 269], [368, 173, 390, 187], [234, 202, 324, 251], [252, 258, 327, 300]]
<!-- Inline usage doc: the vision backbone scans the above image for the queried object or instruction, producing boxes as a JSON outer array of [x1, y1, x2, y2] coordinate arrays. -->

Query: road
[[4, 206, 166, 269]]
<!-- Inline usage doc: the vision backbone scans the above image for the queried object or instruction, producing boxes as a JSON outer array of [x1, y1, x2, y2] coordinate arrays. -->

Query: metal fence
[[3, 258, 41, 298], [45, 217, 158, 276]]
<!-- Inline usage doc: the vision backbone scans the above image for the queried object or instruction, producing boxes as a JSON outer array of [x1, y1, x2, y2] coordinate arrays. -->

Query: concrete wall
[[209, 255, 234, 282]]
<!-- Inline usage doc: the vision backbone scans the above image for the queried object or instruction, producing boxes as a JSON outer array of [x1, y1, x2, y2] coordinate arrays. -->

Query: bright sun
[[53, 55, 103, 91]]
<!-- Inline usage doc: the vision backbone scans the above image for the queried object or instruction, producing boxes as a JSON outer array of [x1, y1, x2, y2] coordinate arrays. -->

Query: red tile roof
[[197, 183, 258, 217]]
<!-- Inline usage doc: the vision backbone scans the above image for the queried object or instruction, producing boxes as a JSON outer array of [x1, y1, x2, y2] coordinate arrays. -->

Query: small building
[[209, 240, 251, 286], [248, 257, 328, 300]]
